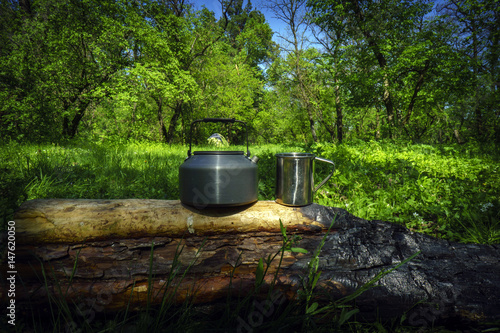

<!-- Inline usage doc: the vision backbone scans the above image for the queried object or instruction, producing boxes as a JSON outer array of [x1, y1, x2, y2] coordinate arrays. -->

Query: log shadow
[[181, 201, 259, 217]]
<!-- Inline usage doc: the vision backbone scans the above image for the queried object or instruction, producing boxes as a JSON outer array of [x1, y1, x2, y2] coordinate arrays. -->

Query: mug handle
[[313, 157, 335, 193]]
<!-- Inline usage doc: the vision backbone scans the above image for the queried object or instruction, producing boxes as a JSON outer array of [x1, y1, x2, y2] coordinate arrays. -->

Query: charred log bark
[[7, 199, 500, 328]]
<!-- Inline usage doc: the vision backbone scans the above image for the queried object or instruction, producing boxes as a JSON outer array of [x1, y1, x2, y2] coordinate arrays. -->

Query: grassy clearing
[[1, 139, 499, 243]]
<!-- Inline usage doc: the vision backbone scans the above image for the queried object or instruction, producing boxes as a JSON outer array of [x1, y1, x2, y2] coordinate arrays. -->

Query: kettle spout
[[250, 155, 260, 164]]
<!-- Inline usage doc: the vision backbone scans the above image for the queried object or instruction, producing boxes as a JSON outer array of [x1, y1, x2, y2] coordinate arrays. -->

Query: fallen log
[[7, 199, 500, 329]]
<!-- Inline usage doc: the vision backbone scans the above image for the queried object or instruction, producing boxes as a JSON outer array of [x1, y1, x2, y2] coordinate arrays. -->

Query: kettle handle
[[188, 118, 249, 157], [313, 157, 335, 193]]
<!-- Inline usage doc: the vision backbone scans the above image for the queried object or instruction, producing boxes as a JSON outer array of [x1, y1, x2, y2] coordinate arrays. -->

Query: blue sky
[[190, 0, 291, 43], [190, 0, 447, 50]]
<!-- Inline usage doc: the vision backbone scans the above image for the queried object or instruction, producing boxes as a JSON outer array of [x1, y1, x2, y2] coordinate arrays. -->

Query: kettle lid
[[193, 151, 244, 155]]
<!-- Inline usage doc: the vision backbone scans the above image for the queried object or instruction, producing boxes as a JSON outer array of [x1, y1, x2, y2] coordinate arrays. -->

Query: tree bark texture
[[6, 199, 500, 328]]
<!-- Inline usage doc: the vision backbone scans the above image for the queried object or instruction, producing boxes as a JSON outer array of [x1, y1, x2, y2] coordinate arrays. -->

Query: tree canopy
[[1, 0, 498, 144]]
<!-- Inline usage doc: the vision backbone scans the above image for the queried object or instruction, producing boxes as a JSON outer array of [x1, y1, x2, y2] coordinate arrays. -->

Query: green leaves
[[290, 247, 309, 254], [0, 0, 136, 140], [306, 0, 496, 143], [279, 220, 308, 254], [255, 258, 265, 288]]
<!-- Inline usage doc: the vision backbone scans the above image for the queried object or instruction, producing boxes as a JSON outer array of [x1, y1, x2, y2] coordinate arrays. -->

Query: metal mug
[[275, 153, 335, 206]]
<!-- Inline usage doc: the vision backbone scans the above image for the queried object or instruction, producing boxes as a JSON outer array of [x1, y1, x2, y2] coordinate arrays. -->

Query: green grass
[[1, 139, 499, 243], [307, 140, 500, 244]]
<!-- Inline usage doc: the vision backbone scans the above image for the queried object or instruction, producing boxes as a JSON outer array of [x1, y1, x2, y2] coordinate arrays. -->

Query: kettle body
[[179, 151, 258, 208], [179, 118, 258, 208]]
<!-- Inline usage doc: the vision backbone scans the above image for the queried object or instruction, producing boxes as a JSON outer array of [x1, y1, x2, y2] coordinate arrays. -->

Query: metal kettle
[[179, 118, 259, 208]]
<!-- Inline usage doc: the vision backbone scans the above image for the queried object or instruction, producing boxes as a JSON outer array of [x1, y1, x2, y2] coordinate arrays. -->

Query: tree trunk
[[166, 100, 182, 144], [351, 0, 396, 136], [334, 82, 343, 144], [62, 104, 89, 138], [454, 128, 464, 144], [19, 0, 33, 17], [402, 62, 429, 128], [10, 199, 500, 329], [319, 116, 336, 142], [296, 65, 318, 142], [375, 104, 381, 140], [307, 106, 318, 142], [471, 20, 483, 139], [155, 96, 168, 142]]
